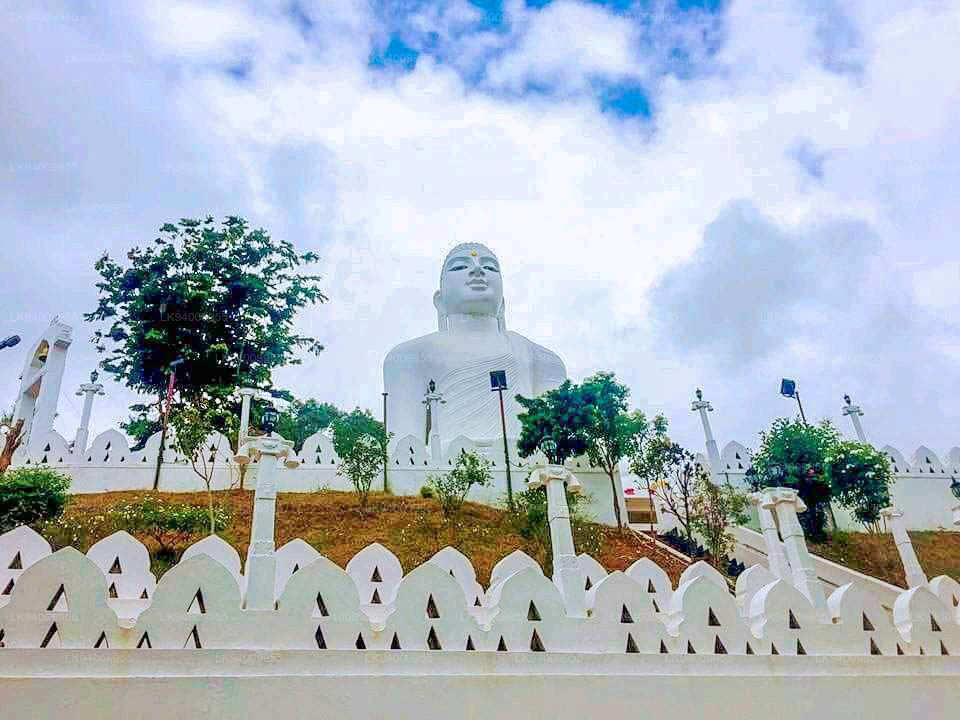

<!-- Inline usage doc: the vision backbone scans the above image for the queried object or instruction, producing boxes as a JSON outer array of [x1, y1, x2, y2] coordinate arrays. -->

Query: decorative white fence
[[1, 525, 958, 657]]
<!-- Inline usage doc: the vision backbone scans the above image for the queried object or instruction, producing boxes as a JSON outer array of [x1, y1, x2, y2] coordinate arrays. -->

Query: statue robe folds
[[384, 331, 566, 450]]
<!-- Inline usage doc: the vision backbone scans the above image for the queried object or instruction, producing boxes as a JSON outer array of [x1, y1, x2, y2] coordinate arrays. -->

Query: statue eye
[[483, 265, 499, 273], [448, 264, 468, 272]]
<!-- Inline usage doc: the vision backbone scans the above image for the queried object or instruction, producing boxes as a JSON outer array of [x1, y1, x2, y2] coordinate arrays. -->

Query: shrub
[[826, 441, 892, 532], [427, 450, 493, 519], [107, 497, 230, 556], [0, 467, 71, 532], [504, 486, 596, 575], [419, 485, 434, 499]]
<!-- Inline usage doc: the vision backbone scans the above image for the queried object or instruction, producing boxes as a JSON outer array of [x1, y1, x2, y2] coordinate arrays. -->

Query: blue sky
[[2, 0, 959, 458]]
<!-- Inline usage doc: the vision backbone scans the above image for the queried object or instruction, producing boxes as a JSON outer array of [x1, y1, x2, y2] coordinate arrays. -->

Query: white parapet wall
[[0, 525, 958, 719]]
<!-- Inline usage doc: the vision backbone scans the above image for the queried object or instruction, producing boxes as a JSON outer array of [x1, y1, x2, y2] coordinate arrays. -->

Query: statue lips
[[466, 279, 489, 291]]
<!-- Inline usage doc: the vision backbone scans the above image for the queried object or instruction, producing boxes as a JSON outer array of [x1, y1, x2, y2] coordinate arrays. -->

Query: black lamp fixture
[[950, 476, 960, 502], [90, 370, 99, 384], [0, 335, 20, 350], [779, 378, 807, 424], [261, 404, 280, 435]]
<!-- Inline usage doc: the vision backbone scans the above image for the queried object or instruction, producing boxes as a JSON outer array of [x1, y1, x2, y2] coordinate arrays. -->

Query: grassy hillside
[[810, 531, 960, 588], [41, 490, 690, 586]]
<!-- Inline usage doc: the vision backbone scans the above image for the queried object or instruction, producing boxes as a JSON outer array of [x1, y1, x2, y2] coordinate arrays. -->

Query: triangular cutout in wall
[[315, 593, 329, 617], [187, 589, 206, 615], [94, 631, 109, 649], [184, 625, 201, 649], [625, 634, 639, 654], [426, 594, 440, 619], [109, 557, 122, 574], [527, 601, 541, 622], [714, 636, 727, 655], [390, 633, 401, 650], [620, 604, 634, 624], [47, 584, 68, 613], [427, 627, 442, 650], [40, 622, 61, 648], [315, 626, 326, 649], [8, 552, 22, 570], [530, 629, 545, 652]]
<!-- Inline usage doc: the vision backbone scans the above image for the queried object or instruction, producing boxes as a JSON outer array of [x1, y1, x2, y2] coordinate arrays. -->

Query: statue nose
[[469, 264, 484, 276]]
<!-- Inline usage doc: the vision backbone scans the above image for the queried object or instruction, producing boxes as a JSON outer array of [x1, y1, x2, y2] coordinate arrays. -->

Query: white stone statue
[[383, 244, 567, 448]]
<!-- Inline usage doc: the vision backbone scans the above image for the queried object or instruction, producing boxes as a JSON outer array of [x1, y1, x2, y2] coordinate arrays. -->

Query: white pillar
[[238, 388, 257, 445], [766, 488, 830, 623], [235, 435, 298, 610], [841, 395, 867, 443], [527, 465, 587, 618], [750, 492, 792, 581], [880, 507, 927, 589], [690, 390, 721, 474], [422, 385, 445, 465], [73, 373, 104, 456]]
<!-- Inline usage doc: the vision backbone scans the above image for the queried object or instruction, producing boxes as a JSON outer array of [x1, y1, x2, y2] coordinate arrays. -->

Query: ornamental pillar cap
[[526, 466, 582, 493], [879, 506, 902, 520], [755, 487, 807, 512]]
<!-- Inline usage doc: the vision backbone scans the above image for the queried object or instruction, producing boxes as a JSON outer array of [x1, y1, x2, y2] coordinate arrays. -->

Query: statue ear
[[433, 290, 447, 331]]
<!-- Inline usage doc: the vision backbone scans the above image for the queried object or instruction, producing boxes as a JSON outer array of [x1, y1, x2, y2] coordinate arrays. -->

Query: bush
[[504, 486, 596, 575], [107, 497, 230, 556], [426, 450, 492, 519], [419, 485, 434, 499], [0, 467, 71, 532]]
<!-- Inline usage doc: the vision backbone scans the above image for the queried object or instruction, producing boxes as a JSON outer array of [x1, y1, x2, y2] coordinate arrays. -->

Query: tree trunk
[[208, 484, 215, 535], [0, 419, 24, 475], [608, 470, 623, 530]]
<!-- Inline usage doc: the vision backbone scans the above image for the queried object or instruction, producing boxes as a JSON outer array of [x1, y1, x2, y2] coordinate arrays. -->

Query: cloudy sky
[[2, 0, 958, 458]]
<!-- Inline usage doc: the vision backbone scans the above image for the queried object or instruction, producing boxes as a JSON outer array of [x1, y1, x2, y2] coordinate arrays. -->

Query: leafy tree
[[750, 417, 841, 541], [826, 440, 893, 532], [170, 399, 236, 534], [427, 450, 493, 519], [121, 411, 163, 451], [331, 409, 389, 511], [0, 467, 70, 532], [516, 380, 593, 465], [644, 442, 704, 545], [626, 413, 670, 535], [275, 399, 342, 452], [85, 216, 327, 468], [690, 476, 751, 569], [579, 371, 650, 530]]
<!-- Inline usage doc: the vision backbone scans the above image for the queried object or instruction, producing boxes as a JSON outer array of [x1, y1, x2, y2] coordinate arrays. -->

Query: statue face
[[439, 246, 503, 316]]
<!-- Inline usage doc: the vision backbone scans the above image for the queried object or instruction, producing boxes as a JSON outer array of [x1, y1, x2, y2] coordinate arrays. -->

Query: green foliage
[[0, 467, 71, 532], [750, 417, 840, 540], [826, 441, 893, 532], [626, 413, 671, 531], [275, 399, 342, 452], [107, 496, 230, 556], [332, 409, 389, 510], [419, 484, 434, 499], [579, 371, 651, 529], [690, 476, 751, 568], [427, 450, 493, 519], [85, 216, 327, 426], [504, 486, 598, 575], [516, 380, 593, 465], [121, 411, 162, 451], [643, 440, 703, 544]]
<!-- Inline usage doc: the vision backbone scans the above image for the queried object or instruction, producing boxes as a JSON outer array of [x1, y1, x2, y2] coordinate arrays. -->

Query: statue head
[[434, 243, 505, 331]]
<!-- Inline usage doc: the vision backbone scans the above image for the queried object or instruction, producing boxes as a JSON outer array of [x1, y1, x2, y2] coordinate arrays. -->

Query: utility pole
[[490, 370, 513, 508]]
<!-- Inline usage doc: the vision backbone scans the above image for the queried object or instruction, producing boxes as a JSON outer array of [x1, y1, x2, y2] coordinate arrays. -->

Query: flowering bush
[[826, 441, 892, 532], [0, 467, 70, 533]]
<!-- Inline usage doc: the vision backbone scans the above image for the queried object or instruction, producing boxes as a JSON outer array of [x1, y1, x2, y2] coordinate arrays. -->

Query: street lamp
[[261, 404, 280, 435], [0, 335, 20, 350], [780, 378, 807, 424], [540, 438, 558, 466], [490, 370, 514, 507]]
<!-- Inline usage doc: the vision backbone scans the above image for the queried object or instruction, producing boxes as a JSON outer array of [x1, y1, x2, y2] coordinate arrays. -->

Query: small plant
[[427, 450, 493, 519], [504, 486, 594, 576], [0, 467, 71, 532], [107, 496, 230, 558], [419, 484, 435, 499], [690, 476, 750, 569], [332, 409, 389, 512]]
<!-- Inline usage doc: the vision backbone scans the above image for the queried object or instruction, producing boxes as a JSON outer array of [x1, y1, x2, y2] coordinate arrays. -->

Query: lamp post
[[74, 370, 105, 456], [235, 403, 299, 611], [490, 370, 513, 508], [841, 394, 867, 442], [527, 438, 587, 618], [690, 388, 721, 475], [422, 379, 446, 465], [780, 378, 807, 424]]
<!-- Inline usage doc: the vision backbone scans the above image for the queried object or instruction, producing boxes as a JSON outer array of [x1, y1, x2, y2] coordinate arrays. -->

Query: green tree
[[579, 371, 650, 530], [516, 380, 593, 465], [427, 450, 493, 519], [331, 409, 389, 511], [85, 216, 327, 462], [170, 398, 236, 534], [690, 475, 751, 569], [627, 414, 670, 535], [643, 442, 703, 544], [275, 399, 342, 452], [750, 417, 841, 541], [826, 440, 893, 532]]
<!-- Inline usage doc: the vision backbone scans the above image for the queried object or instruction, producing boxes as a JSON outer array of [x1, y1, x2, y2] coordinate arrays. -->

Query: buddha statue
[[383, 243, 567, 448]]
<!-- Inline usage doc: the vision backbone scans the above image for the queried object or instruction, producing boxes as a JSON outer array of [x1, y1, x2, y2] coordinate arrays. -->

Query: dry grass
[[49, 490, 690, 586], [810, 531, 960, 588]]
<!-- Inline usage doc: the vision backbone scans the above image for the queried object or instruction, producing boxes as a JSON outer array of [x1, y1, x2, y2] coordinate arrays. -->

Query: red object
[[164, 368, 177, 418]]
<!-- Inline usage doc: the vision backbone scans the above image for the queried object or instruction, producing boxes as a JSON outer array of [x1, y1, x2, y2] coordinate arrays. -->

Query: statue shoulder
[[384, 332, 442, 364], [507, 332, 567, 379]]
